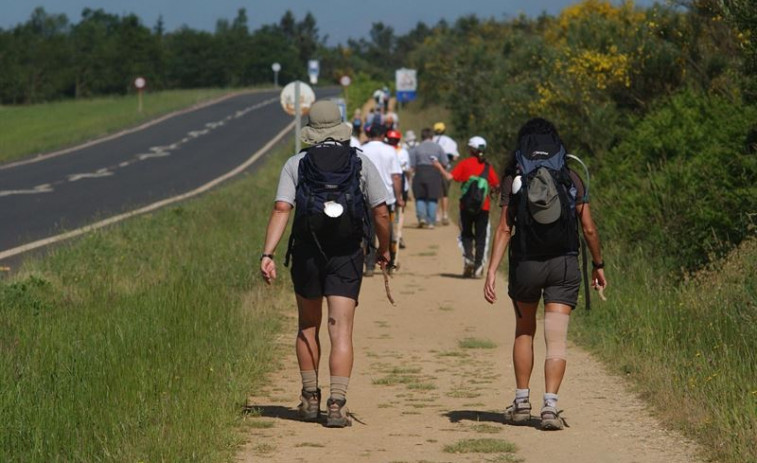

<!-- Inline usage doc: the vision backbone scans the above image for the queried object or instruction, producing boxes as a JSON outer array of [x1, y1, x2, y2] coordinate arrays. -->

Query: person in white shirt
[[386, 129, 411, 254], [433, 122, 459, 225], [361, 123, 404, 275]]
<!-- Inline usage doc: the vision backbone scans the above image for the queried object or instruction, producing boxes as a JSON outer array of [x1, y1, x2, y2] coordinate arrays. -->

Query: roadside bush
[[595, 90, 757, 271]]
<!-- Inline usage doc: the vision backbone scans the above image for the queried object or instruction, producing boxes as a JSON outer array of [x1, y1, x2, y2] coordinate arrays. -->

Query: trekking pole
[[581, 237, 591, 312], [569, 153, 593, 311]]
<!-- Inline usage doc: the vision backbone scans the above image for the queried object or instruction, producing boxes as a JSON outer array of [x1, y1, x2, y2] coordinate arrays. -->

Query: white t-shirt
[[361, 140, 402, 205], [396, 146, 411, 192], [434, 134, 459, 161], [350, 136, 361, 148]]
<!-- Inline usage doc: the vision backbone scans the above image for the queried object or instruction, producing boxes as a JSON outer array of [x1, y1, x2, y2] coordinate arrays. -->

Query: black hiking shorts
[[291, 243, 364, 303], [508, 255, 581, 308]]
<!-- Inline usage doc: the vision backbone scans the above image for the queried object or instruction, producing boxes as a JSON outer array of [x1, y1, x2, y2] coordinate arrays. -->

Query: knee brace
[[544, 312, 570, 361]]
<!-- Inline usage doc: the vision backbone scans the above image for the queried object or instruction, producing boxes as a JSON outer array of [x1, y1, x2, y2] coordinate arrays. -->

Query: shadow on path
[[443, 410, 543, 430], [243, 404, 300, 422]]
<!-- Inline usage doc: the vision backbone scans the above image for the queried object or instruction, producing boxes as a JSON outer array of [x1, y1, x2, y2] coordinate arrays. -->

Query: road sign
[[271, 62, 281, 72], [339, 75, 351, 87], [395, 68, 417, 103], [134, 77, 146, 89], [280, 81, 315, 116]]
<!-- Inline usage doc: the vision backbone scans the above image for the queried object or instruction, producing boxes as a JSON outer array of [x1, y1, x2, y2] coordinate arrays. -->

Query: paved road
[[0, 87, 340, 264]]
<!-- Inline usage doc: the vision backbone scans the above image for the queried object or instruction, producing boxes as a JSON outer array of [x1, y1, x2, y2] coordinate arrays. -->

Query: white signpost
[[339, 75, 351, 106], [308, 60, 320, 85], [395, 68, 417, 105], [134, 76, 147, 113], [271, 62, 281, 88], [280, 81, 316, 153]]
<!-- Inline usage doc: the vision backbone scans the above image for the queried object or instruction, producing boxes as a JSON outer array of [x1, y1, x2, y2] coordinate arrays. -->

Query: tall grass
[[0, 88, 237, 164], [0, 142, 293, 462], [571, 238, 757, 463]]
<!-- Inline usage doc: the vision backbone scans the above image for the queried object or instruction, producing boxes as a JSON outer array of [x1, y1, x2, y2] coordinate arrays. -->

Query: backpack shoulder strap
[[481, 162, 491, 179]]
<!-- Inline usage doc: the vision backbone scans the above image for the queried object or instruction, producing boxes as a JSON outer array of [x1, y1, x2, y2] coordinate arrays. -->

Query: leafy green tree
[[14, 7, 73, 102]]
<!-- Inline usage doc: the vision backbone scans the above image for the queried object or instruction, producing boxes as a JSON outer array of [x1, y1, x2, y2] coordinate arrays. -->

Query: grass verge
[[0, 88, 240, 164], [571, 238, 757, 463], [0, 139, 293, 462]]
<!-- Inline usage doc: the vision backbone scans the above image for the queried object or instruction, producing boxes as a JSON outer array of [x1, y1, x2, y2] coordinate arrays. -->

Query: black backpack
[[460, 163, 491, 215], [510, 132, 579, 259], [285, 143, 371, 264]]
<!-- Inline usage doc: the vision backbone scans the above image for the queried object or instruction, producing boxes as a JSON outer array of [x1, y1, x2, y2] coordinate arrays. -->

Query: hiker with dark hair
[[483, 117, 608, 430], [361, 122, 404, 276], [260, 100, 392, 428], [409, 128, 447, 228]]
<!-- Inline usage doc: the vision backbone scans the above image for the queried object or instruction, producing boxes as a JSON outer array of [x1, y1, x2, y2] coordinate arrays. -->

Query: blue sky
[[2, 0, 656, 45]]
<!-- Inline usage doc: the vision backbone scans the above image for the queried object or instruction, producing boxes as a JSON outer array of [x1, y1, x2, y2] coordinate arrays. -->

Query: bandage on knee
[[544, 312, 570, 361]]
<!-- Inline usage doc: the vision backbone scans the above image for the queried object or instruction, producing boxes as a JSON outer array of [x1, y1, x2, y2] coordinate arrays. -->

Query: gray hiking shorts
[[508, 255, 581, 308]]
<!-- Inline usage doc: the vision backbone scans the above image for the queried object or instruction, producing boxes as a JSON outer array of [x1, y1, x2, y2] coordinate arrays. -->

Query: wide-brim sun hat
[[433, 122, 446, 133], [300, 100, 352, 145], [405, 130, 417, 142]]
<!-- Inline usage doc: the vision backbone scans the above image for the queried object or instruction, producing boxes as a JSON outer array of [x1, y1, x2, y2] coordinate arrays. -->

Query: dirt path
[[239, 205, 703, 463]]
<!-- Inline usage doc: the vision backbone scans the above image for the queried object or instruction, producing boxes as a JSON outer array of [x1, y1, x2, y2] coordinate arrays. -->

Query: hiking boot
[[427, 223, 435, 230], [297, 388, 321, 422], [364, 268, 375, 277], [325, 397, 351, 428], [418, 219, 427, 229], [503, 399, 532, 425], [463, 259, 475, 278], [474, 265, 484, 279], [399, 237, 406, 249], [540, 405, 564, 430], [441, 217, 450, 226]]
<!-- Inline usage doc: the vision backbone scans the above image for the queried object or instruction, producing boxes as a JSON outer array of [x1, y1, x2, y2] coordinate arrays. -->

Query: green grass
[[0, 88, 238, 163], [0, 139, 293, 462], [443, 438, 518, 454], [571, 238, 757, 463], [458, 337, 497, 349]]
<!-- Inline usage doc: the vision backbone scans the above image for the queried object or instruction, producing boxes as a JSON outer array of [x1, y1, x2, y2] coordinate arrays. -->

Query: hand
[[484, 268, 497, 304], [376, 248, 391, 270], [397, 198, 406, 208], [260, 257, 276, 285], [591, 268, 607, 290]]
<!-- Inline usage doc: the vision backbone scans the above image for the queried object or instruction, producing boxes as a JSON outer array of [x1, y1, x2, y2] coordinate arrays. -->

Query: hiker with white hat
[[433, 135, 500, 278], [260, 100, 392, 428], [484, 117, 608, 431]]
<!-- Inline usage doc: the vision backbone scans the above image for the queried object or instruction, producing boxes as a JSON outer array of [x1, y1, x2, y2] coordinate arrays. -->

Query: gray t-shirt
[[275, 145, 388, 208], [409, 140, 448, 168]]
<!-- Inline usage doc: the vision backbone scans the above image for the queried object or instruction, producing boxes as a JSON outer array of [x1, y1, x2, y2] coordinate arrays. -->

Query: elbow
[[582, 225, 598, 240]]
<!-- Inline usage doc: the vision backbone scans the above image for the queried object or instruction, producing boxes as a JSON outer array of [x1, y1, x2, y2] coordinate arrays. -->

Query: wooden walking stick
[[381, 264, 396, 305]]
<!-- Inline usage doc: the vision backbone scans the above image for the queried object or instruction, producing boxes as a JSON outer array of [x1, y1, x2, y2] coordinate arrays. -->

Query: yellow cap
[[433, 122, 446, 133]]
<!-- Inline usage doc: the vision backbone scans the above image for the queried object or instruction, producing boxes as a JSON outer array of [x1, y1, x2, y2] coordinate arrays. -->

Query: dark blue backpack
[[511, 132, 579, 259], [285, 143, 371, 264]]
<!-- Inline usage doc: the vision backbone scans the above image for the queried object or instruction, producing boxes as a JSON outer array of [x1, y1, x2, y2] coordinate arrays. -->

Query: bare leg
[[296, 295, 323, 373], [326, 295, 357, 377], [512, 301, 539, 389], [544, 303, 572, 393]]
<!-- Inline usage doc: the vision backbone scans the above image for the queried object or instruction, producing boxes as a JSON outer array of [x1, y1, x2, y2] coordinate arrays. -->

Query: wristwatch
[[260, 253, 275, 261], [592, 261, 605, 270]]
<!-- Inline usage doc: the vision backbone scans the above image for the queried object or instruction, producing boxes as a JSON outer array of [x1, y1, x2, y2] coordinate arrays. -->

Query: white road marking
[[137, 150, 170, 160], [0, 121, 295, 261], [0, 184, 54, 197], [67, 168, 113, 182], [0, 92, 255, 171]]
